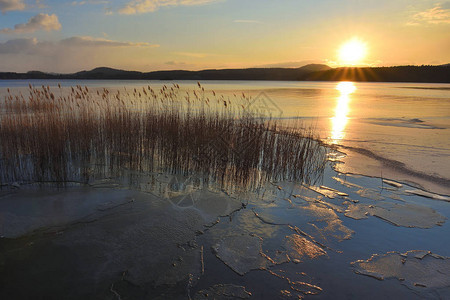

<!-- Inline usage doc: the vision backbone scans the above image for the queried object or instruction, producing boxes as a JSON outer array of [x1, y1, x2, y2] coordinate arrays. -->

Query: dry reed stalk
[[0, 84, 326, 189]]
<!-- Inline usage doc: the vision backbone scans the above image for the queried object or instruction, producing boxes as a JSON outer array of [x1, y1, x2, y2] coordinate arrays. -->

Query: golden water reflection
[[330, 82, 356, 143]]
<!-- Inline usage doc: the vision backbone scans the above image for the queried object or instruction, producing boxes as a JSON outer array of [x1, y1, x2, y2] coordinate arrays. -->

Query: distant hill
[[67, 64, 332, 81], [73, 67, 143, 79], [0, 64, 449, 83]]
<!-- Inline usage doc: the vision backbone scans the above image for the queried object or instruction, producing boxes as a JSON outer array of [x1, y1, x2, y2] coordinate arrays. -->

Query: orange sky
[[0, 0, 449, 72]]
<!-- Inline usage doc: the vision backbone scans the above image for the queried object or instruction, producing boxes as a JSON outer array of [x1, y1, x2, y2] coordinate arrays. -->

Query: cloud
[[71, 0, 108, 6], [0, 36, 159, 54], [233, 20, 261, 24], [118, 0, 219, 15], [410, 4, 450, 25], [0, 36, 161, 72], [60, 36, 159, 47], [0, 38, 39, 54], [1, 14, 61, 34], [0, 0, 25, 13]]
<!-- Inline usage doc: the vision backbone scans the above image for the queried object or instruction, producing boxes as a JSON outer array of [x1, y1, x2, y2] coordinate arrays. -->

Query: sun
[[338, 38, 367, 65]]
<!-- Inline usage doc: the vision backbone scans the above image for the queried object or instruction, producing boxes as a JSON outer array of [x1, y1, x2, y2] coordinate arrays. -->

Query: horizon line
[[2, 63, 450, 75]]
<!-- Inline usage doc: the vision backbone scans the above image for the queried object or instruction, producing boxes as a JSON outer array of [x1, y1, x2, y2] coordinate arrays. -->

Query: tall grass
[[0, 83, 326, 189]]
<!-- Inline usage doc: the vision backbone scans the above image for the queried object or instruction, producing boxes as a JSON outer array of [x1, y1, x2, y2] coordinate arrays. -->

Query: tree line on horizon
[[0, 64, 449, 83]]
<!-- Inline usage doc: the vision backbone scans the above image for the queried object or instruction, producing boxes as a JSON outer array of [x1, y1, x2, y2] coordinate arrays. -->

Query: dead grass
[[0, 83, 326, 188]]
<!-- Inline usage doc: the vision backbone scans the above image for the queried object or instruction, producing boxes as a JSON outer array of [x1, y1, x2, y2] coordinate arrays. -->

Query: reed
[[0, 83, 326, 189]]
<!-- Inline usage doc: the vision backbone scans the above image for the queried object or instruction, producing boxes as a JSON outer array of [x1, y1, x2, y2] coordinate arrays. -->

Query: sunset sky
[[0, 0, 449, 72]]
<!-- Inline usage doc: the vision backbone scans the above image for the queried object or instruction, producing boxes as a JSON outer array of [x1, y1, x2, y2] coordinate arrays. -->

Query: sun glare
[[331, 82, 356, 143], [338, 38, 367, 65], [336, 81, 356, 95]]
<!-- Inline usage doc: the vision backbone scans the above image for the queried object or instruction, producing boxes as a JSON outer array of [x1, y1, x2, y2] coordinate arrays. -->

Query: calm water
[[1, 80, 449, 186]]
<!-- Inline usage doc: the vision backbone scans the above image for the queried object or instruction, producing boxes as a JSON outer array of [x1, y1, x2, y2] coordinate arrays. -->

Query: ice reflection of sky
[[330, 82, 356, 143]]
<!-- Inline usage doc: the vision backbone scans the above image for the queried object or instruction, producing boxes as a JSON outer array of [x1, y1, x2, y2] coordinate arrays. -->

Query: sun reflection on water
[[330, 82, 356, 143]]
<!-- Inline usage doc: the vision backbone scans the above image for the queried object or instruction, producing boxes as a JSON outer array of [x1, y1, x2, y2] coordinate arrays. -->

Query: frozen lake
[[2, 80, 448, 193], [0, 80, 449, 299]]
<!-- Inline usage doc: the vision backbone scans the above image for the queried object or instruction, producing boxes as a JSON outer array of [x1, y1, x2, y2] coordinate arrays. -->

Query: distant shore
[[1, 64, 450, 83]]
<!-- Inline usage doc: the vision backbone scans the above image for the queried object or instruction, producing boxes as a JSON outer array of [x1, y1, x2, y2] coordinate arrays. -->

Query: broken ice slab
[[253, 202, 354, 244], [382, 179, 403, 188], [210, 221, 328, 275], [306, 185, 348, 199], [332, 176, 363, 189], [344, 202, 446, 228], [320, 186, 349, 197], [284, 234, 326, 262], [212, 234, 272, 275], [405, 189, 450, 202], [355, 188, 385, 201], [352, 250, 450, 291]]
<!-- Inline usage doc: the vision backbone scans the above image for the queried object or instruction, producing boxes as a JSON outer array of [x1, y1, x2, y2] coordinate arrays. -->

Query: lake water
[[1, 79, 449, 194]]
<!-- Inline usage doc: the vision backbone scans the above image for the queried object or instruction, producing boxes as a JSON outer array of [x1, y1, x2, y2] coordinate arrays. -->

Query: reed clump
[[0, 83, 326, 188]]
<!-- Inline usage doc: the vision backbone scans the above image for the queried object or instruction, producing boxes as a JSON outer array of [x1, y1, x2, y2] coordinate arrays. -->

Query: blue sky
[[0, 0, 449, 72]]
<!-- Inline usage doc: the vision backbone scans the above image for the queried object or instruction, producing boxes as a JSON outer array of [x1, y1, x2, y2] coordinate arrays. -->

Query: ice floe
[[344, 202, 446, 228], [352, 250, 450, 293]]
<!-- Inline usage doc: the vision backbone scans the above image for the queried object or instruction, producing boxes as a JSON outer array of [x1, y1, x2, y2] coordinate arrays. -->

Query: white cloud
[[1, 14, 61, 34], [118, 0, 219, 15], [410, 4, 450, 25], [0, 0, 25, 13]]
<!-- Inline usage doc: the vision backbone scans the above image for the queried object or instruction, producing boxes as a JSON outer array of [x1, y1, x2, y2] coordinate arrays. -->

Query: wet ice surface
[[344, 203, 446, 228], [404, 189, 450, 202], [212, 234, 272, 275], [333, 146, 450, 196], [363, 118, 445, 130], [352, 250, 450, 298], [194, 284, 252, 299], [0, 188, 136, 238], [1, 164, 450, 299]]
